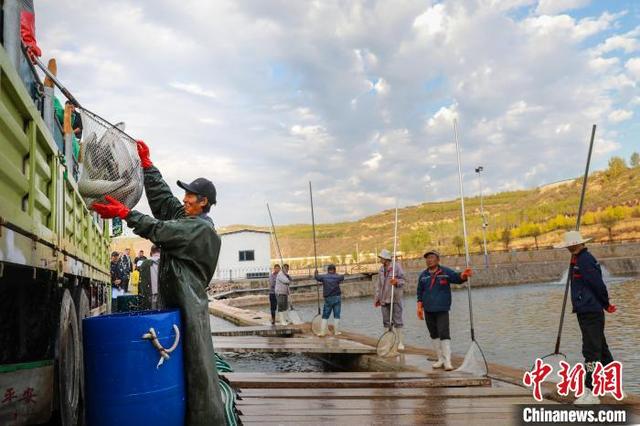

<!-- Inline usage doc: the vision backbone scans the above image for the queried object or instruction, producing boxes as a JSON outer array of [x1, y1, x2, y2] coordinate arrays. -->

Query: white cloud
[[170, 82, 217, 98], [608, 109, 633, 123], [536, 0, 591, 16], [363, 152, 383, 170], [625, 57, 640, 80], [34, 0, 639, 226]]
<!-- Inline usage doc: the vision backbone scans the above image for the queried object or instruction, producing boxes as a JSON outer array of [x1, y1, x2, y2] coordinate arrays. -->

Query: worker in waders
[[269, 264, 281, 325], [374, 249, 406, 350], [314, 264, 345, 336], [275, 264, 292, 325], [92, 141, 226, 425], [555, 231, 617, 405], [416, 250, 472, 371]]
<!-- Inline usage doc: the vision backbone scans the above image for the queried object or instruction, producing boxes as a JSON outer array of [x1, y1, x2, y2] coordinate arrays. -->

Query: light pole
[[475, 166, 489, 269]]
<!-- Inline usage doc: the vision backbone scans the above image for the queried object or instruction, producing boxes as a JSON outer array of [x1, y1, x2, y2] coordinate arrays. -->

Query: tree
[[606, 156, 627, 180], [599, 206, 625, 243], [501, 228, 512, 250], [400, 230, 431, 255], [472, 235, 484, 253], [452, 235, 465, 256], [530, 225, 542, 250], [630, 152, 640, 168]]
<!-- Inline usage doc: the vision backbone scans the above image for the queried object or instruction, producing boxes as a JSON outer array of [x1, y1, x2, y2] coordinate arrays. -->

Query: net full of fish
[[77, 120, 143, 209]]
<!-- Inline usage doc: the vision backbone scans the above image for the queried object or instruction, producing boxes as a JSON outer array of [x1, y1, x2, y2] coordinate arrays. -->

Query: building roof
[[219, 228, 271, 236]]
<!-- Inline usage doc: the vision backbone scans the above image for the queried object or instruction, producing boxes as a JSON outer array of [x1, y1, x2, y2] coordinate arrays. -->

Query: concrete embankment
[[211, 242, 640, 307]]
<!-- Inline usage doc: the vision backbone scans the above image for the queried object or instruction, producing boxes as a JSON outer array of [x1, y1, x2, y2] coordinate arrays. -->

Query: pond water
[[216, 277, 640, 395]]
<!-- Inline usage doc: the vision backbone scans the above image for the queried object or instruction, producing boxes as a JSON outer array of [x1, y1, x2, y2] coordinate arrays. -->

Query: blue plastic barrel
[[83, 309, 185, 426]]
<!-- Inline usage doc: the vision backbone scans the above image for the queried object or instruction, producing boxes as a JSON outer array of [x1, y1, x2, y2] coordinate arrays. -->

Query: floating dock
[[228, 373, 539, 425], [209, 300, 640, 424]]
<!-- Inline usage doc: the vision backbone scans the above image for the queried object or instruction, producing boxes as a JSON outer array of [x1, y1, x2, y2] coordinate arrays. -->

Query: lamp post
[[475, 166, 489, 269]]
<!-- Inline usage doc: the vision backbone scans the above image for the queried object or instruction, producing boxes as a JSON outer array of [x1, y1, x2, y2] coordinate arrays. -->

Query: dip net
[[77, 110, 143, 209]]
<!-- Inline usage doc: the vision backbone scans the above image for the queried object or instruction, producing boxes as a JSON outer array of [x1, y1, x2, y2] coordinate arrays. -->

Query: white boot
[[431, 338, 444, 369], [574, 391, 600, 405], [333, 319, 342, 335], [441, 339, 453, 371], [278, 312, 287, 326], [318, 319, 328, 337], [397, 329, 405, 351], [283, 310, 291, 325]]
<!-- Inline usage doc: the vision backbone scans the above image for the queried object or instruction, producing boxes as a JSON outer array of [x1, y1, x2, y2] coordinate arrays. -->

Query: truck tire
[[57, 289, 80, 425], [74, 288, 90, 426]]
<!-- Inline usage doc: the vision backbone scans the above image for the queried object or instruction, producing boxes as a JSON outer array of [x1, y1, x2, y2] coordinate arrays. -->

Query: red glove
[[20, 11, 42, 60], [136, 140, 153, 169], [390, 278, 398, 287], [374, 300, 381, 308], [417, 302, 424, 320], [461, 268, 473, 280], [92, 196, 130, 219], [606, 304, 617, 314]]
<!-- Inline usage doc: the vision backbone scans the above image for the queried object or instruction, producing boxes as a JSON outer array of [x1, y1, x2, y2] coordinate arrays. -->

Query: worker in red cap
[[417, 250, 472, 371], [92, 141, 225, 425]]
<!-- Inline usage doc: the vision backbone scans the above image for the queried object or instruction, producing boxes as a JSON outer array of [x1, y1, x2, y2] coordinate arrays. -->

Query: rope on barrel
[[142, 325, 180, 368]]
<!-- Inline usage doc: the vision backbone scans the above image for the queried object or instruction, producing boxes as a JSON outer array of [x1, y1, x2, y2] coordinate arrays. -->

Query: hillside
[[220, 163, 640, 266]]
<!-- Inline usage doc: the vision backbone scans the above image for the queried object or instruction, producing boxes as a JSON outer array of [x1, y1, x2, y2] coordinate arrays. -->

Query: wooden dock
[[214, 335, 377, 354], [212, 325, 299, 337], [226, 372, 534, 425], [209, 300, 640, 424]]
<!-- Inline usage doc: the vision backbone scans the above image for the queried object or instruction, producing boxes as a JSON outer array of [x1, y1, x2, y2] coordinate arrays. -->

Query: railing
[[210, 273, 374, 300]]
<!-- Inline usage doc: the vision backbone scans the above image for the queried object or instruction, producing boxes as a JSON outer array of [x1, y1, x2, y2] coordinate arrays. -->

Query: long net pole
[[389, 204, 398, 331], [453, 119, 476, 341], [552, 124, 596, 355], [309, 181, 320, 314], [266, 203, 284, 266]]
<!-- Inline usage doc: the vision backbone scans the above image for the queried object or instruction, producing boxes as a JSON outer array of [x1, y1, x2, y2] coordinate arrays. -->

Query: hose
[[215, 353, 238, 426]]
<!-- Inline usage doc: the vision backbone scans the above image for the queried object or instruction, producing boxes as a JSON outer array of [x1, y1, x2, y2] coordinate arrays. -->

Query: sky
[[35, 0, 640, 228]]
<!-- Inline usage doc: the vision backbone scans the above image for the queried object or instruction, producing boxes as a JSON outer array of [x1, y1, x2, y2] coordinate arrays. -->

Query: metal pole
[[309, 181, 320, 315], [476, 166, 489, 269], [553, 124, 596, 354], [388, 204, 398, 331], [453, 119, 476, 341], [266, 203, 284, 266]]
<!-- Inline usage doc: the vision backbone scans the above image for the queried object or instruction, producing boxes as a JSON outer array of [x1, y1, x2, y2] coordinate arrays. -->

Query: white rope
[[142, 324, 180, 368]]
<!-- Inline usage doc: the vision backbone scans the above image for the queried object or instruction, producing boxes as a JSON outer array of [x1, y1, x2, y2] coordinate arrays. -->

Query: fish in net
[[77, 112, 143, 209]]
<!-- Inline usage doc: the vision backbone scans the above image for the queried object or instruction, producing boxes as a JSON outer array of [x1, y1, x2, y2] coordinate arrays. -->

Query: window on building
[[239, 250, 255, 262]]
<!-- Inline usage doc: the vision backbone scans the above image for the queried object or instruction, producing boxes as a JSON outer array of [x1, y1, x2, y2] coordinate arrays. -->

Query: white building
[[215, 229, 272, 280]]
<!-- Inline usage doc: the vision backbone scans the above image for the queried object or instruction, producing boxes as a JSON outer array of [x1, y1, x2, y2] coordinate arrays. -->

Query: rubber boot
[[431, 338, 444, 369], [283, 310, 291, 325], [333, 319, 342, 335], [574, 391, 600, 405], [318, 319, 328, 337], [271, 313, 276, 326], [397, 329, 405, 351], [278, 312, 287, 326], [441, 339, 453, 371]]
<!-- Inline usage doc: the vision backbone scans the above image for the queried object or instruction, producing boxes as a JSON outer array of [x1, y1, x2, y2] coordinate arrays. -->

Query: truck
[[1, 2, 112, 424]]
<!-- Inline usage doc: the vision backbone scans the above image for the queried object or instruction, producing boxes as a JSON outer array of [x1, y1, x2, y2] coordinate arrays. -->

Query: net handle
[[32, 55, 137, 145]]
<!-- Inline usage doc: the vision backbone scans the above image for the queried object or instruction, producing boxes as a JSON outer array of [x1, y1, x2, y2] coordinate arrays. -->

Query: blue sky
[[35, 0, 640, 227]]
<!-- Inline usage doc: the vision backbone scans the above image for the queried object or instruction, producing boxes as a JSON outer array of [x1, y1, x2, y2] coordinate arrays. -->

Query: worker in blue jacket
[[416, 250, 472, 371], [315, 264, 345, 337], [556, 231, 617, 405]]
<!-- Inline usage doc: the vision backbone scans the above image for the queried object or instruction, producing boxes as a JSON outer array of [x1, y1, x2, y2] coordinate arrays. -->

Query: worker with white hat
[[555, 230, 617, 405], [374, 249, 406, 350]]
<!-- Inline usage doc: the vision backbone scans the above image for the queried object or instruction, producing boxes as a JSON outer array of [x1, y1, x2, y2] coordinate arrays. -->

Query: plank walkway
[[225, 372, 535, 425], [212, 325, 299, 337], [225, 372, 491, 388], [213, 335, 377, 354]]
